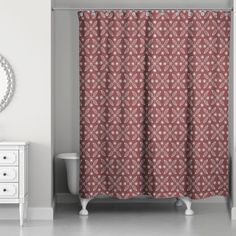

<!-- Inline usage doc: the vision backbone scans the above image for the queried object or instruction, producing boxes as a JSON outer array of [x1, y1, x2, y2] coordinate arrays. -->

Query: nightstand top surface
[[0, 141, 29, 146]]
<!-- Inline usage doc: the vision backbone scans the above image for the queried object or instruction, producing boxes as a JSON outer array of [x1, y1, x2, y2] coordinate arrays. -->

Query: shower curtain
[[78, 10, 231, 199]]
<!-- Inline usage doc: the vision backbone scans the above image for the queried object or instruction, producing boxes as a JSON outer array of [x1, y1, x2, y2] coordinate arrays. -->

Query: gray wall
[[232, 0, 236, 209], [53, 0, 235, 207], [229, 7, 235, 207], [54, 9, 80, 193], [55, 0, 232, 9]]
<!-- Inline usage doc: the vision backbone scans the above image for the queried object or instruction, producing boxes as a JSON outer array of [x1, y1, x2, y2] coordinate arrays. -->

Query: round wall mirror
[[0, 55, 15, 112]]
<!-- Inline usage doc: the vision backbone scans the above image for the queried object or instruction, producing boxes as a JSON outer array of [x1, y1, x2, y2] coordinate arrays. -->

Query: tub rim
[[56, 153, 79, 160]]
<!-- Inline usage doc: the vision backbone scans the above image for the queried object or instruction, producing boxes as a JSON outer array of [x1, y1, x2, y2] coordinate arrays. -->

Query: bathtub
[[57, 153, 194, 216]]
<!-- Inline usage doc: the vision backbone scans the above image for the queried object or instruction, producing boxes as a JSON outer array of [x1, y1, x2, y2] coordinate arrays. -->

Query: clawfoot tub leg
[[175, 198, 184, 207], [180, 197, 194, 216], [79, 198, 91, 216]]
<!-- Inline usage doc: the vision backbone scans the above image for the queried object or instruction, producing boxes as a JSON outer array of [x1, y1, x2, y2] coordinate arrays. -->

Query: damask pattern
[[79, 10, 231, 199]]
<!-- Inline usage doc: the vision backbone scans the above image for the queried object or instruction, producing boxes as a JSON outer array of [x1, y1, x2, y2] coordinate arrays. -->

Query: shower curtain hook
[[91, 10, 96, 16], [188, 9, 192, 17], [200, 10, 205, 16], [225, 11, 230, 17]]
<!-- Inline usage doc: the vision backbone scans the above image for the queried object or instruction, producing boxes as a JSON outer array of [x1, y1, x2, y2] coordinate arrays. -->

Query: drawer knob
[[3, 156, 6, 160], [3, 173, 7, 176], [3, 188, 6, 192]]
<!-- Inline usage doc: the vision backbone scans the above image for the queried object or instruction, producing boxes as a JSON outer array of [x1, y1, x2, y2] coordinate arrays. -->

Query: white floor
[[1, 200, 236, 236]]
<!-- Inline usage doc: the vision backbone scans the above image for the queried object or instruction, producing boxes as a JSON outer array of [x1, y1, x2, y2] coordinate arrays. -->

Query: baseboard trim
[[56, 193, 80, 204], [56, 193, 227, 204], [28, 207, 54, 220], [231, 206, 236, 220], [0, 205, 54, 220]]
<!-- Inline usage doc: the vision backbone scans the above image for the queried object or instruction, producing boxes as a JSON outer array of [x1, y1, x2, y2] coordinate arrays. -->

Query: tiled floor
[[0, 200, 236, 236]]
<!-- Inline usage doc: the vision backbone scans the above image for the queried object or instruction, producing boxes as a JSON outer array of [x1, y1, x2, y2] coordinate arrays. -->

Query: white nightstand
[[0, 142, 29, 226]]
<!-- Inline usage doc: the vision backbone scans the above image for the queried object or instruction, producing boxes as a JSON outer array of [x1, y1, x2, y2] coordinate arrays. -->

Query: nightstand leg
[[19, 203, 24, 226]]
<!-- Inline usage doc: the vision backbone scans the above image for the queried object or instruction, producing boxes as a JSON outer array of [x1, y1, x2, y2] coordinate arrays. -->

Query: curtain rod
[[52, 7, 233, 11]]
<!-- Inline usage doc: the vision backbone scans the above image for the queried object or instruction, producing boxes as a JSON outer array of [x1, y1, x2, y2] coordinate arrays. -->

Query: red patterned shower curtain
[[79, 10, 231, 199]]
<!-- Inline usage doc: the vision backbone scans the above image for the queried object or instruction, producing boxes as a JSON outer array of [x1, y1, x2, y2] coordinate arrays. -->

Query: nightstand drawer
[[0, 167, 18, 182], [0, 151, 18, 165], [0, 183, 18, 198]]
